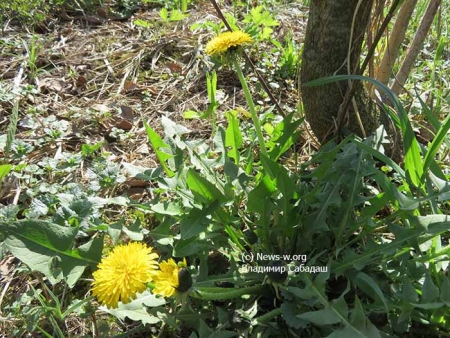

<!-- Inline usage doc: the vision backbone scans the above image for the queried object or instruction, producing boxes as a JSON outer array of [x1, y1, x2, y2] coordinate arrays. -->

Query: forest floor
[[0, 0, 311, 196]]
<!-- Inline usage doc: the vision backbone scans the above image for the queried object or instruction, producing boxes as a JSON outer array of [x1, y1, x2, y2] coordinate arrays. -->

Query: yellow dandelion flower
[[91, 242, 159, 309], [151, 258, 189, 298], [205, 31, 253, 56]]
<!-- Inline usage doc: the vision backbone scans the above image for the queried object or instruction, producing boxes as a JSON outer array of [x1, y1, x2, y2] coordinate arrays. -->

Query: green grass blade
[[422, 113, 450, 179], [143, 119, 175, 177]]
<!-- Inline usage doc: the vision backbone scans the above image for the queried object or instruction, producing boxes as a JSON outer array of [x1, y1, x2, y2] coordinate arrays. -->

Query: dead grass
[[0, 1, 310, 171]]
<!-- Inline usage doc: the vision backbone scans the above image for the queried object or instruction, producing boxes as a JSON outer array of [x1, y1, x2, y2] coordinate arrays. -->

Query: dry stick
[[208, 0, 286, 118], [373, 0, 418, 94], [335, 0, 401, 135], [391, 0, 442, 96]]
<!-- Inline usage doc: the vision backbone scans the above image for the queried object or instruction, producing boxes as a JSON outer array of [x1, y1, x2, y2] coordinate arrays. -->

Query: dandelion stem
[[231, 57, 268, 158], [253, 308, 282, 324]]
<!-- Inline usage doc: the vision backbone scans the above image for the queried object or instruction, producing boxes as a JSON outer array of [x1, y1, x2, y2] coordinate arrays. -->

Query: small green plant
[[0, 0, 48, 30], [159, 7, 189, 23], [183, 71, 219, 133], [22, 36, 42, 82], [272, 33, 301, 78], [243, 5, 279, 41]]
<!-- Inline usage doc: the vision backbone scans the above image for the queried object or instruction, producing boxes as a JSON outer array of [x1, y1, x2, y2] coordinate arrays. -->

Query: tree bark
[[301, 0, 380, 143]]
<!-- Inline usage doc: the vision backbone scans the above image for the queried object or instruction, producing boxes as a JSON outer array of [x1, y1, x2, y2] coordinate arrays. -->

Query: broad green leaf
[[143, 119, 174, 177], [122, 218, 145, 241], [107, 219, 123, 244], [297, 306, 341, 325], [246, 175, 276, 215], [350, 295, 365, 328], [225, 111, 242, 163], [122, 162, 162, 181], [409, 302, 444, 309], [413, 214, 450, 234], [285, 286, 317, 300], [133, 19, 152, 28], [187, 169, 226, 204], [149, 220, 174, 246], [183, 110, 202, 119], [106, 290, 165, 325], [429, 171, 450, 199], [159, 7, 168, 21], [403, 131, 423, 187], [352, 139, 405, 179], [151, 201, 182, 216], [0, 164, 12, 184], [327, 322, 380, 338], [161, 115, 191, 138], [2, 220, 102, 287]]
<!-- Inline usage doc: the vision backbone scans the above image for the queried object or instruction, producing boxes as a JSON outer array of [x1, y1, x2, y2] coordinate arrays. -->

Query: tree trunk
[[301, 0, 380, 143]]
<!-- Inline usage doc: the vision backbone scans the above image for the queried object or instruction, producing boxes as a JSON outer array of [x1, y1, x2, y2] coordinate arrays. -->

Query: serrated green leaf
[[297, 306, 341, 325], [173, 236, 204, 257], [281, 302, 308, 329], [356, 272, 389, 314], [2, 220, 101, 286], [180, 201, 219, 239], [304, 74, 422, 187], [402, 280, 418, 303], [169, 9, 188, 21], [106, 290, 165, 324], [393, 188, 419, 210], [422, 273, 440, 303], [268, 113, 303, 160]]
